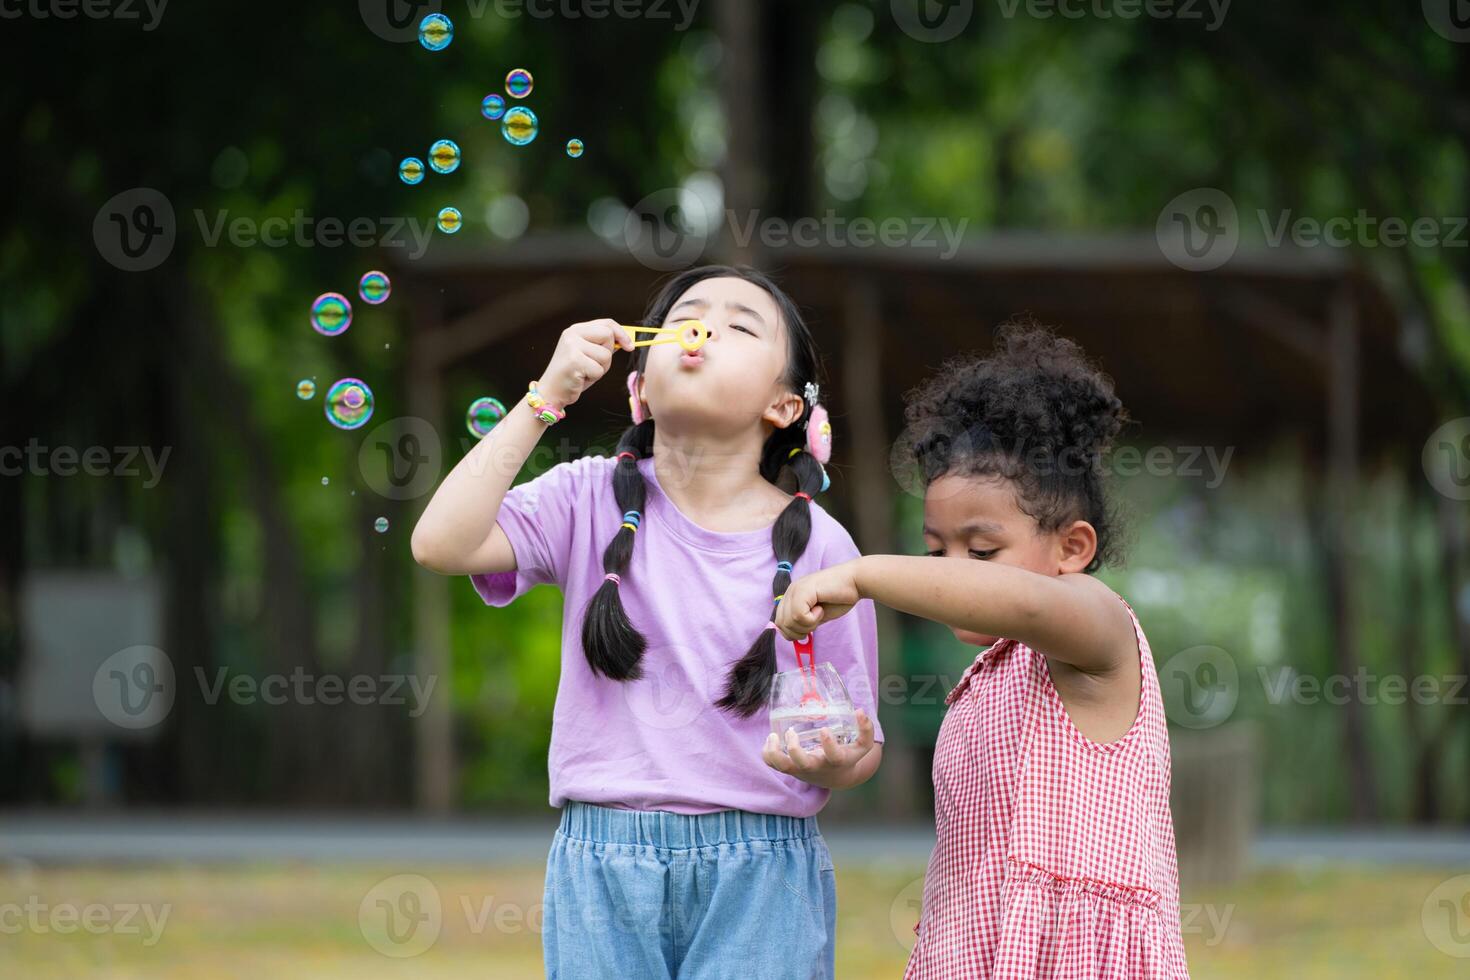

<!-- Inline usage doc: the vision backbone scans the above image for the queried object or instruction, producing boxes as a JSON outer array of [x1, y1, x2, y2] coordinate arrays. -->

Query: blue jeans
[[542, 801, 837, 979]]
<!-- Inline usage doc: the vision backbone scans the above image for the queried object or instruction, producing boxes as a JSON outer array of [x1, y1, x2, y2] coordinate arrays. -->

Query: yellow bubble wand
[[619, 320, 709, 352]]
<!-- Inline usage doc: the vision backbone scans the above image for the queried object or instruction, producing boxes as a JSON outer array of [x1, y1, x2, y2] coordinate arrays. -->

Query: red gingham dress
[[904, 597, 1190, 979]]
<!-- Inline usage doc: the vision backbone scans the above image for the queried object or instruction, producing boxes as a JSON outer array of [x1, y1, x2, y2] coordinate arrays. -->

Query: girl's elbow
[[410, 524, 453, 573]]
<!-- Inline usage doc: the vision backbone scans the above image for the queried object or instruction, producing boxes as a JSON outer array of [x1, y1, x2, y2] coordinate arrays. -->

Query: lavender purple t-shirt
[[471, 453, 883, 818]]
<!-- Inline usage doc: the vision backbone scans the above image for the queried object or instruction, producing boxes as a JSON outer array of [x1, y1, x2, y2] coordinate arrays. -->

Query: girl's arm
[[411, 320, 633, 575], [777, 556, 1132, 673]]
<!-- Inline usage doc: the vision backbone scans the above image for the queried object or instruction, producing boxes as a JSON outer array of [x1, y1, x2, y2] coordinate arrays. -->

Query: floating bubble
[[322, 476, 329, 486], [398, 157, 424, 185], [466, 396, 507, 438], [428, 139, 461, 174], [358, 270, 391, 305], [566, 138, 585, 158], [296, 379, 316, 400], [501, 107, 538, 146], [418, 13, 452, 51], [437, 206, 463, 234], [374, 517, 390, 534], [310, 293, 352, 336], [505, 68, 534, 98], [481, 93, 506, 121], [325, 378, 375, 430]]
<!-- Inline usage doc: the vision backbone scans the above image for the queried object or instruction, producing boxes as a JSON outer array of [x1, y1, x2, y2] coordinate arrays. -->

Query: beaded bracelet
[[526, 381, 567, 425]]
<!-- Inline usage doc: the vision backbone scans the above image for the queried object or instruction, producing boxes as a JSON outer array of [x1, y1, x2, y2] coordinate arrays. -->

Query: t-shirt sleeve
[[469, 455, 602, 607], [811, 520, 885, 745]]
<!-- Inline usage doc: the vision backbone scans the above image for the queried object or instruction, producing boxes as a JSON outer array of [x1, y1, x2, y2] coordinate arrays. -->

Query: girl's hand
[[774, 559, 862, 641], [762, 709, 878, 790], [538, 319, 635, 407]]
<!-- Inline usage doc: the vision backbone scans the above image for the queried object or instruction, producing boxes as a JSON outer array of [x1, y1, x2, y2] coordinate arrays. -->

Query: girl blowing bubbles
[[412, 267, 882, 980], [775, 324, 1190, 979]]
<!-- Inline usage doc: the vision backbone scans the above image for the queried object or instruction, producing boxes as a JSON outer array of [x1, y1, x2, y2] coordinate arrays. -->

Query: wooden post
[[1325, 281, 1376, 822], [408, 290, 455, 815], [843, 279, 913, 817], [714, 0, 764, 266]]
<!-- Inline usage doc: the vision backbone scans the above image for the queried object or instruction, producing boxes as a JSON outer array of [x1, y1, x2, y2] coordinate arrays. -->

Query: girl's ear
[[1056, 520, 1098, 574], [762, 388, 806, 430]]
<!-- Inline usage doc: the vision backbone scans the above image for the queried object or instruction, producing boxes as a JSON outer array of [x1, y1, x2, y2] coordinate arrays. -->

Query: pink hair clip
[[805, 403, 832, 465]]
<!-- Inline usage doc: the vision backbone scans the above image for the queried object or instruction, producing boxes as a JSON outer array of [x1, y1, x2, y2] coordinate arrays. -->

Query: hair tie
[[617, 451, 637, 463], [793, 492, 811, 502], [775, 561, 793, 573], [773, 593, 785, 602], [764, 620, 777, 632], [620, 510, 641, 533], [604, 573, 621, 586], [788, 447, 803, 460]]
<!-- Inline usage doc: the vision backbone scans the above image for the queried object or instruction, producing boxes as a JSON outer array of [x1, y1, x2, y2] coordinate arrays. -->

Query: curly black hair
[[901, 319, 1128, 571]]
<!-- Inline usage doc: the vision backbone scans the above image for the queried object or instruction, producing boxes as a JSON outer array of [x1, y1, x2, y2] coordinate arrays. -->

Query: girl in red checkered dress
[[775, 323, 1189, 978]]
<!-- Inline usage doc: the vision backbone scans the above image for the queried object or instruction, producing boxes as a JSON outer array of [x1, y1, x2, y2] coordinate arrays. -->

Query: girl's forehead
[[923, 474, 1026, 532]]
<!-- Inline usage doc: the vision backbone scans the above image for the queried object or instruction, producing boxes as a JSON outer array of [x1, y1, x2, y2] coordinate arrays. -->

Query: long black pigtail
[[580, 418, 656, 678], [714, 436, 826, 716]]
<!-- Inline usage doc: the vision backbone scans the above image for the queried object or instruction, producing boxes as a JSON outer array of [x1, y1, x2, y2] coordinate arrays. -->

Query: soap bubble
[[428, 139, 461, 174], [437, 207, 463, 234], [418, 13, 452, 51], [505, 68, 533, 98], [566, 139, 585, 158], [358, 270, 391, 305], [325, 378, 375, 430], [481, 93, 506, 120], [374, 517, 390, 534], [501, 107, 538, 146], [322, 477, 329, 486], [310, 293, 352, 336], [398, 157, 425, 185], [466, 396, 507, 438], [296, 379, 316, 400]]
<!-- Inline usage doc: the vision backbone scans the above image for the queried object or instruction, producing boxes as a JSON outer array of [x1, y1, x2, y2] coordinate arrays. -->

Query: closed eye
[[924, 549, 998, 559], [731, 323, 756, 336]]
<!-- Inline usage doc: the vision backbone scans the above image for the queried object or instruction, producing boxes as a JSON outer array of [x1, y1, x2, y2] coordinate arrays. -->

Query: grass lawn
[[0, 861, 1460, 978]]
